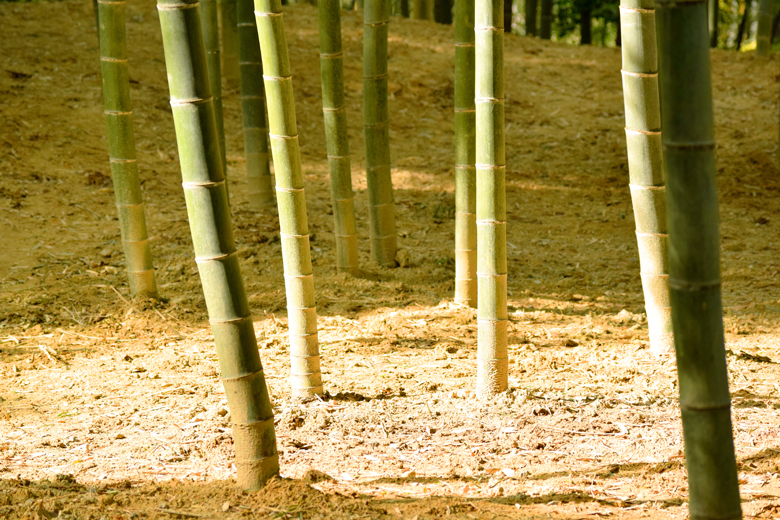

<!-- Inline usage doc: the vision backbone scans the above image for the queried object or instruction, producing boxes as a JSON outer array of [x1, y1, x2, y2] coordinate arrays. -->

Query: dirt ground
[[2, 1, 780, 518]]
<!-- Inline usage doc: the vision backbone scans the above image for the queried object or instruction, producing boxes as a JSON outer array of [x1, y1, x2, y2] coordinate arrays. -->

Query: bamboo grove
[[87, 0, 749, 503]]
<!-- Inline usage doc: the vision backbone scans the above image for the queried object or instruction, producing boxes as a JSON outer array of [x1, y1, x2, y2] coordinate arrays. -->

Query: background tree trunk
[[525, 0, 537, 35], [756, 0, 772, 55], [580, 8, 592, 44], [736, 0, 752, 50], [539, 0, 553, 39], [708, 0, 719, 46]]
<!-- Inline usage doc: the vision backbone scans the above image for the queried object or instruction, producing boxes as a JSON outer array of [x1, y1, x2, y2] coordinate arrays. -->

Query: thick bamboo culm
[[475, 0, 508, 395], [237, 0, 275, 208], [655, 1, 743, 518], [97, 0, 159, 298], [454, 0, 477, 307], [319, 0, 361, 273], [219, 0, 241, 86], [364, 0, 398, 266], [411, 0, 434, 19], [201, 0, 227, 173], [756, 0, 772, 56], [255, 0, 324, 397], [539, 0, 553, 38], [156, 0, 278, 490], [525, 0, 537, 35], [619, 0, 672, 356]]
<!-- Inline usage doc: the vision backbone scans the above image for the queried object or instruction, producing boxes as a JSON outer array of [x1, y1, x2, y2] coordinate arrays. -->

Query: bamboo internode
[[156, 0, 279, 490], [200, 0, 226, 173], [364, 0, 398, 267], [475, 0, 509, 396], [219, 0, 241, 86], [319, 0, 360, 274], [655, 1, 742, 517], [97, 0, 159, 298], [618, 0, 673, 356], [454, 0, 477, 307], [237, 0, 274, 208], [255, 0, 323, 397]]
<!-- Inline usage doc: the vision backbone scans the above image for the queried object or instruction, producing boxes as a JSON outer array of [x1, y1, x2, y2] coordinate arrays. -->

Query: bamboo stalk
[[655, 1, 742, 517], [319, 0, 361, 273], [411, 0, 434, 19], [756, 0, 772, 56], [156, 0, 278, 490], [539, 0, 552, 38], [201, 0, 227, 173], [97, 0, 159, 298], [220, 0, 241, 86], [255, 0, 324, 397], [237, 0, 275, 207], [454, 0, 477, 307], [525, 0, 537, 35], [618, 0, 672, 356], [364, 0, 398, 266], [476, 0, 508, 396]]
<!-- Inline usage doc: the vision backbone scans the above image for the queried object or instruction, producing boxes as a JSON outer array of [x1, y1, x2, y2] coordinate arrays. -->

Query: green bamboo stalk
[[319, 0, 361, 273], [255, 0, 324, 397], [655, 2, 742, 517], [364, 0, 398, 266], [525, 0, 537, 35], [97, 0, 159, 298], [475, 0, 508, 395], [411, 0, 434, 19], [237, 0, 275, 208], [220, 0, 241, 86], [156, 0, 278, 490], [756, 0, 772, 56], [454, 0, 476, 307], [201, 0, 227, 173], [539, 0, 553, 38], [619, 0, 672, 356]]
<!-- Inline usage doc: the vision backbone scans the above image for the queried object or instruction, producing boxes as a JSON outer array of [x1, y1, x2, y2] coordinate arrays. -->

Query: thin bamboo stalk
[[220, 0, 241, 86], [97, 0, 159, 298], [364, 0, 398, 266], [237, 0, 275, 208], [255, 0, 324, 397], [618, 0, 672, 356], [655, 1, 742, 517], [201, 0, 227, 173], [319, 0, 361, 273], [525, 0, 537, 35], [476, 0, 508, 395], [156, 0, 278, 490], [411, 0, 434, 19], [756, 0, 772, 56], [454, 0, 476, 307], [539, 0, 553, 38]]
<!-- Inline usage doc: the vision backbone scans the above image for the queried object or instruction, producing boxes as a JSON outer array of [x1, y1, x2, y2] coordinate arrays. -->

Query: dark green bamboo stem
[[201, 0, 227, 173], [525, 0, 537, 35], [220, 0, 241, 86], [756, 0, 772, 56], [539, 0, 552, 38], [237, 0, 275, 208], [411, 0, 434, 19], [364, 0, 398, 266], [476, 0, 508, 396], [156, 0, 278, 490], [619, 0, 672, 356], [708, 0, 718, 47], [319, 0, 361, 273], [655, 2, 742, 518], [255, 0, 324, 397], [98, 0, 159, 298], [454, 0, 476, 307]]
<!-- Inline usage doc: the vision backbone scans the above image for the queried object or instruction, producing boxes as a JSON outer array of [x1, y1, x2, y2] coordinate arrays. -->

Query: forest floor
[[2, 0, 780, 518]]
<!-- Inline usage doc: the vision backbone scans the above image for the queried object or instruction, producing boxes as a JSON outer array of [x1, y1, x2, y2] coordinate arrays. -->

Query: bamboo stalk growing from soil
[[156, 0, 279, 490], [655, 2, 742, 517], [411, 0, 434, 19], [364, 0, 398, 266], [454, 0, 477, 307], [618, 0, 672, 356], [201, 0, 227, 173], [319, 0, 360, 273], [255, 0, 324, 397], [756, 0, 772, 56], [220, 0, 241, 86], [97, 0, 159, 298], [525, 0, 537, 35], [476, 0, 508, 395], [539, 0, 553, 38], [237, 0, 275, 208]]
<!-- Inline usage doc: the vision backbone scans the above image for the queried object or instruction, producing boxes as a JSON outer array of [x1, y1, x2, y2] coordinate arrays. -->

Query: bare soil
[[2, 1, 780, 518]]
